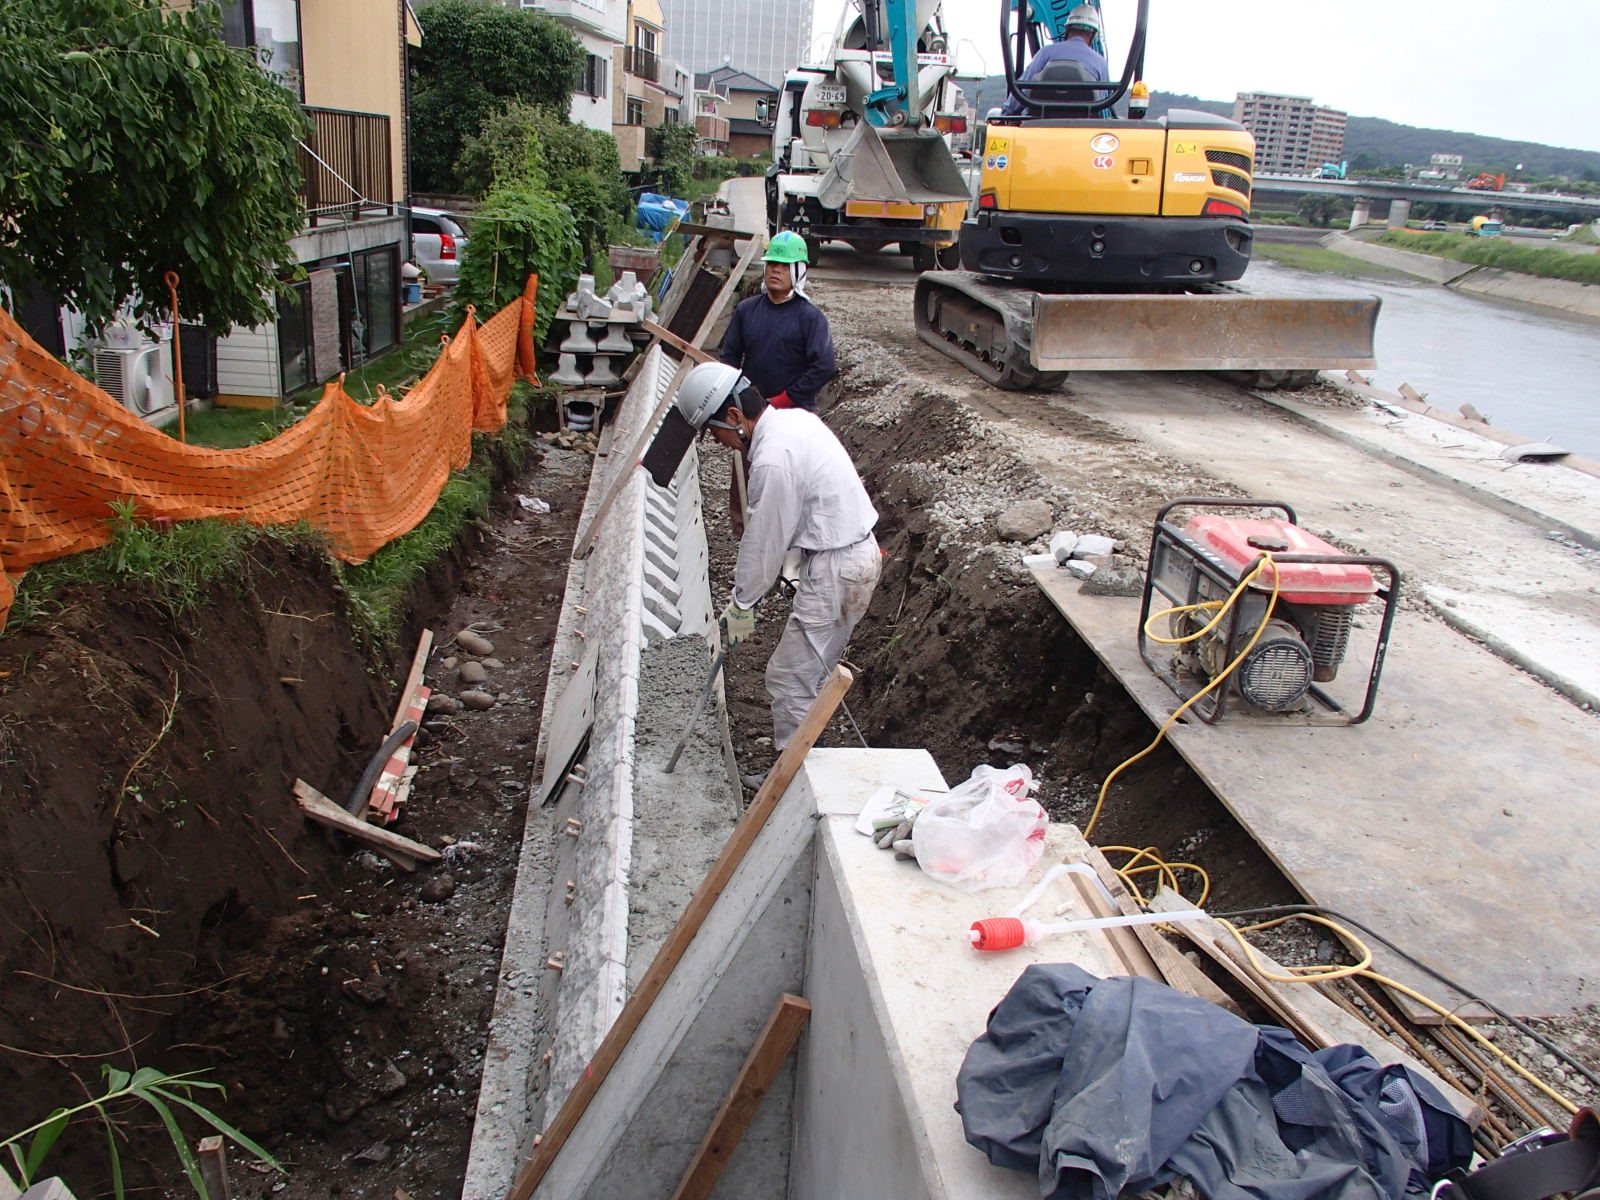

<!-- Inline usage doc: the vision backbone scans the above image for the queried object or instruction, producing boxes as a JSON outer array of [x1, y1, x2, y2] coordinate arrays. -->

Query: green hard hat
[[763, 230, 809, 264]]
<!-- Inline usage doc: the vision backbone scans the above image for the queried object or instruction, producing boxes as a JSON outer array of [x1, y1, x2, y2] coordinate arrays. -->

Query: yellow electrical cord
[[1214, 913, 1578, 1117], [1084, 553, 1281, 839], [1075, 545, 1580, 1122], [1101, 845, 1212, 907]]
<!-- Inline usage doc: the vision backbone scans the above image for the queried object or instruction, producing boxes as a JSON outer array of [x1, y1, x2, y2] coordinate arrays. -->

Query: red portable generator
[[1138, 498, 1401, 725]]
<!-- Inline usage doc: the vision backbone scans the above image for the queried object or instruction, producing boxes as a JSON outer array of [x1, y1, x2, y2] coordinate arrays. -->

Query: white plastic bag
[[911, 764, 1047, 892]]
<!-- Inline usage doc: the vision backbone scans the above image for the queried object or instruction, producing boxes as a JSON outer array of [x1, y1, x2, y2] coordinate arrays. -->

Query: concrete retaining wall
[[1320, 232, 1477, 283], [1322, 232, 1600, 318], [464, 344, 720, 1200], [1450, 266, 1600, 318]]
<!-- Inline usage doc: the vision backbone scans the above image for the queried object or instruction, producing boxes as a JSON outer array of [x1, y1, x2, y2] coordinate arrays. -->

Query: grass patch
[[181, 406, 299, 450], [1561, 223, 1600, 246], [1254, 242, 1407, 279], [341, 468, 493, 645], [6, 505, 325, 635], [1251, 210, 1312, 226], [290, 310, 457, 409], [1378, 231, 1600, 283], [173, 310, 461, 451]]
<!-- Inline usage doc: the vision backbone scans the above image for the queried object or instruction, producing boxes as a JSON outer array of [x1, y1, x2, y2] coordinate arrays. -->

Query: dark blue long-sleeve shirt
[[718, 293, 836, 410]]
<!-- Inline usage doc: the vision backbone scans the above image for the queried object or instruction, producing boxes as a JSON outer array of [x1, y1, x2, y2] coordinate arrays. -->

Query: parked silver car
[[409, 207, 470, 284]]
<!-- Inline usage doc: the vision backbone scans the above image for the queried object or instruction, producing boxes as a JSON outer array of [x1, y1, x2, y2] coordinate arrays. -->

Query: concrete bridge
[[1253, 173, 1600, 227]]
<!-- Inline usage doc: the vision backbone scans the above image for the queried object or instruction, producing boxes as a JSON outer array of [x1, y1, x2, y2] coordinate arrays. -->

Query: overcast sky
[[810, 0, 1600, 153]]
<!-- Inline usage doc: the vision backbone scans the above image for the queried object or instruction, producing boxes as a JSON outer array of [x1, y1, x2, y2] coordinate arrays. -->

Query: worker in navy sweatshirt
[[718, 230, 836, 412]]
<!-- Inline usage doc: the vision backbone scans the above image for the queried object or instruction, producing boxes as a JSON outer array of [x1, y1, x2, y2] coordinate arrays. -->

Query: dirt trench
[[0, 430, 592, 1198], [709, 281, 1302, 913]]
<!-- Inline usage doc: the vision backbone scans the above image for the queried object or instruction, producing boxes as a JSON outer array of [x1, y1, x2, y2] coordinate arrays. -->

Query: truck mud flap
[[1029, 293, 1380, 372]]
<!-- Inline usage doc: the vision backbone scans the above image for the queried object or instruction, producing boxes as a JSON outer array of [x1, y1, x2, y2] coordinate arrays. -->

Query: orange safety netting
[[0, 277, 541, 633]]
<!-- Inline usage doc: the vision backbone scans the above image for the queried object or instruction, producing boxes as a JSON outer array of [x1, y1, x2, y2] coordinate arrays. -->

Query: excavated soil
[[0, 436, 592, 1199], [707, 279, 1298, 912]]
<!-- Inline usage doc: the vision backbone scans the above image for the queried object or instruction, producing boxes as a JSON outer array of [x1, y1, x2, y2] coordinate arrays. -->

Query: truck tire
[[804, 235, 823, 263], [912, 243, 937, 272], [936, 243, 961, 270]]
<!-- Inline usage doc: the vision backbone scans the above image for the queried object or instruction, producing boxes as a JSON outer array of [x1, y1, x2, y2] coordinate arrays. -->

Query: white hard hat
[[675, 361, 757, 429], [1064, 3, 1103, 35], [643, 361, 760, 487]]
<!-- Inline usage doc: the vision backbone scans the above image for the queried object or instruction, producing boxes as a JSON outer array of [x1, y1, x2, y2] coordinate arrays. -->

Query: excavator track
[[914, 271, 1381, 391]]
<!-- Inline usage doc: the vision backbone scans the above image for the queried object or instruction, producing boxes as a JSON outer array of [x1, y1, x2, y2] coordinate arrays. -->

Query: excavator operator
[[1000, 3, 1108, 116]]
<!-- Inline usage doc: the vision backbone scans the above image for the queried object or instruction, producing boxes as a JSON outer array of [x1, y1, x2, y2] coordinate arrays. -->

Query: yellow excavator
[[914, 0, 1380, 389]]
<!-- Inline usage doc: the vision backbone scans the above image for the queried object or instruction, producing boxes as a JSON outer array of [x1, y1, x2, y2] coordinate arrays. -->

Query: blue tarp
[[956, 965, 1473, 1200], [636, 193, 690, 243]]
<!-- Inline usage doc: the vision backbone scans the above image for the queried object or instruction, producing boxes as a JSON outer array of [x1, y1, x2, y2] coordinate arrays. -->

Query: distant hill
[[961, 80, 1600, 179]]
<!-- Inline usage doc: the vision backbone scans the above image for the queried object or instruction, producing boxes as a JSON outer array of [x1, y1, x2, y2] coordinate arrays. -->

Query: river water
[[1243, 258, 1600, 459]]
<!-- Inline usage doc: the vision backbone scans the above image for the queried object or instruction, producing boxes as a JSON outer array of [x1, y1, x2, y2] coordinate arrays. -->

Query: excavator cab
[[911, 0, 1381, 390]]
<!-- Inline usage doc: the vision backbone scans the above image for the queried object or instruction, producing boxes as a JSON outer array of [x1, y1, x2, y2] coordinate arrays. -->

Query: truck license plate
[[814, 84, 847, 105]]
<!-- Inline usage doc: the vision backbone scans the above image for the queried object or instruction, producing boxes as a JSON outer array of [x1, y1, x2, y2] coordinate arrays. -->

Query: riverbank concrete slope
[[1323, 232, 1600, 317]]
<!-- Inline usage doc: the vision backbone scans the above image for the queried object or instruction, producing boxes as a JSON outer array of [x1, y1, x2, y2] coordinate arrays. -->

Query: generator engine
[[1138, 499, 1401, 725]]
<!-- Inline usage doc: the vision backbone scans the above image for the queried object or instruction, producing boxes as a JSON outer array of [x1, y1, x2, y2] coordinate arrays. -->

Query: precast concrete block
[[641, 579, 682, 629], [644, 544, 676, 580], [642, 562, 683, 606], [640, 608, 679, 645]]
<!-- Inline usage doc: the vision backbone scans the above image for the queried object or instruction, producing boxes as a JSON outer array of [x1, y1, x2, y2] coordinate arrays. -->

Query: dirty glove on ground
[[722, 601, 757, 647]]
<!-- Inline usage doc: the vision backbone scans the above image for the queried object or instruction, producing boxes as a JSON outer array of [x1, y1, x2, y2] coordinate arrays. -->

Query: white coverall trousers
[[767, 534, 882, 749]]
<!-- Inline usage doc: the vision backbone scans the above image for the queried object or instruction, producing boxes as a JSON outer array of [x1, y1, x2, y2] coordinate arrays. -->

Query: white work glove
[[722, 600, 756, 647]]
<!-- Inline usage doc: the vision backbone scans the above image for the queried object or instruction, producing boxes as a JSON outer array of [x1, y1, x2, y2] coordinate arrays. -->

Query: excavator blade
[[818, 123, 970, 210], [1029, 293, 1380, 372]]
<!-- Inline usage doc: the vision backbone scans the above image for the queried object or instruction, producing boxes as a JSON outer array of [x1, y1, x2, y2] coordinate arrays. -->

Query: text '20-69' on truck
[[913, 0, 1382, 391]]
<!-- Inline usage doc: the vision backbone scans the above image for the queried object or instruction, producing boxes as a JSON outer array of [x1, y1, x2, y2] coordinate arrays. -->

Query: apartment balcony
[[695, 113, 729, 145], [522, 0, 620, 40], [625, 45, 660, 83], [297, 106, 393, 228]]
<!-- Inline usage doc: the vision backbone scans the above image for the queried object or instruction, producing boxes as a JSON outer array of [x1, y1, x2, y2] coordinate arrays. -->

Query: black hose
[[345, 721, 418, 817], [1212, 903, 1600, 1093]]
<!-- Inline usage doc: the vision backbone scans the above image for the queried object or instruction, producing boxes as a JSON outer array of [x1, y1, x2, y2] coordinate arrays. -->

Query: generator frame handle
[[1138, 497, 1402, 726]]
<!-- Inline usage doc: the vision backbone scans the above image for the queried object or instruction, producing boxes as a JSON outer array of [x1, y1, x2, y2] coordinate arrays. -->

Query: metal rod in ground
[[664, 647, 728, 773]]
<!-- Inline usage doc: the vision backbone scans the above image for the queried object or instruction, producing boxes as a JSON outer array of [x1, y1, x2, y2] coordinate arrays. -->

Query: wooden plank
[[293, 779, 441, 863], [390, 628, 433, 735], [196, 1135, 232, 1200], [670, 994, 812, 1200], [672, 221, 759, 241], [690, 234, 764, 349], [571, 355, 695, 560], [640, 318, 716, 365], [504, 666, 854, 1200], [1077, 846, 1244, 1015]]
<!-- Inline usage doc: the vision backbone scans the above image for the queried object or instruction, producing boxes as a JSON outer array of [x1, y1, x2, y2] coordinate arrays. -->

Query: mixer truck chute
[[765, 0, 972, 269]]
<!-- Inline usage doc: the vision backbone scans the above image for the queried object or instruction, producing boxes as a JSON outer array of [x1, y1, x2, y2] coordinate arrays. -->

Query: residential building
[[213, 0, 422, 406], [1232, 91, 1348, 176], [511, 0, 628, 133], [612, 0, 677, 172], [704, 66, 778, 159], [657, 0, 811, 94], [691, 74, 731, 157]]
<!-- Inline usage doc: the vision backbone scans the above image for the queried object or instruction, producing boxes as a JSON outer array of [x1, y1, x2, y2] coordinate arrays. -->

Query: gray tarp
[[957, 964, 1472, 1200]]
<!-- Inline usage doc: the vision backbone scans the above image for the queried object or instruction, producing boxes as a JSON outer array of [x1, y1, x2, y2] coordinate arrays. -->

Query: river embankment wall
[[1321, 232, 1600, 318]]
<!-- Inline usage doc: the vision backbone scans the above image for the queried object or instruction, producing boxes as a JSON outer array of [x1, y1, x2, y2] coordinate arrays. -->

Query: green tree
[[0, 0, 307, 334], [454, 180, 581, 342], [456, 102, 628, 266], [647, 124, 697, 198], [411, 1, 584, 193], [1297, 194, 1350, 228]]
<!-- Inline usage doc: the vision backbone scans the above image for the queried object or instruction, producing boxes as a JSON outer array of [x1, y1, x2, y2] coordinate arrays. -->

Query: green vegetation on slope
[[1378, 232, 1600, 284], [1254, 242, 1407, 279]]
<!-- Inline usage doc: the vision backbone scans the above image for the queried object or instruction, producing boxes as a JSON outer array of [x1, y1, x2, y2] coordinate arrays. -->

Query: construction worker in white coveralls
[[673, 359, 882, 785]]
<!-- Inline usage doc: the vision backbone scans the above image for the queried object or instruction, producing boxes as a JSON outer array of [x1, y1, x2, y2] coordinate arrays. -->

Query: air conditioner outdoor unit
[[93, 341, 175, 417]]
